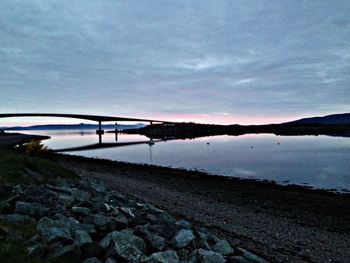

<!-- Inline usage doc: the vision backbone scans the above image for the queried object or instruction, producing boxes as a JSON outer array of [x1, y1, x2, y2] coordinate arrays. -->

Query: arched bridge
[[0, 113, 166, 123], [0, 113, 171, 144]]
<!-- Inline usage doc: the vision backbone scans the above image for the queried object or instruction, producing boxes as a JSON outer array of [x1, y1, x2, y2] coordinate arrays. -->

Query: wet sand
[[53, 153, 350, 263]]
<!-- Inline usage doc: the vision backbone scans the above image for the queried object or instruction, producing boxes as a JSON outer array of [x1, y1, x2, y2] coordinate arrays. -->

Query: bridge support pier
[[96, 121, 105, 144], [115, 122, 118, 142]]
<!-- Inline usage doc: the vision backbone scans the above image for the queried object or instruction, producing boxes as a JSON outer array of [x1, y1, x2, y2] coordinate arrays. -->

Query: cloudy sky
[[1, 1, 349, 125]]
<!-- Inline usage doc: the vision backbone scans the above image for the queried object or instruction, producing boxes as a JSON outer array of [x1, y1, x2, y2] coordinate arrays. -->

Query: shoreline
[[52, 153, 350, 263]]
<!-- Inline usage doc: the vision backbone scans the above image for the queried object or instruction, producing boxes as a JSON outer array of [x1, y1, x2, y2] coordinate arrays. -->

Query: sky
[[1, 0, 350, 126]]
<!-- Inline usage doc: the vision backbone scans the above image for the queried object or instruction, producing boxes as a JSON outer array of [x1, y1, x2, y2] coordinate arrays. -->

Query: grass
[[0, 149, 77, 262], [0, 149, 77, 186]]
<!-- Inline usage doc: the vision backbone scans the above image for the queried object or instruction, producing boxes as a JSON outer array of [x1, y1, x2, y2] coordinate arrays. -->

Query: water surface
[[22, 130, 350, 192]]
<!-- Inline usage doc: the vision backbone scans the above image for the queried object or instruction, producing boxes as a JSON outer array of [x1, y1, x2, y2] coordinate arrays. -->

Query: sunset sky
[[1, 1, 350, 125]]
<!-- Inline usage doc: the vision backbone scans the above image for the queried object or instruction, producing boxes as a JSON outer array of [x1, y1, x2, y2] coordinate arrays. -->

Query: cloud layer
[[1, 1, 349, 124]]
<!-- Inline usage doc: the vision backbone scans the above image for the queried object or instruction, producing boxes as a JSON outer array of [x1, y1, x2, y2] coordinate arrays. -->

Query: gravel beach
[[53, 154, 350, 263]]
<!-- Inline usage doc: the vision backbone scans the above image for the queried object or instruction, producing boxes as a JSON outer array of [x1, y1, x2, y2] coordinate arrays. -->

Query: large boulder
[[106, 230, 146, 262], [212, 240, 235, 256], [145, 250, 180, 263], [192, 249, 226, 263], [15, 201, 48, 218], [171, 229, 195, 249]]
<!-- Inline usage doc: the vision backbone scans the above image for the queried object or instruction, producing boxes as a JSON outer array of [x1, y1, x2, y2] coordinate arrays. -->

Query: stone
[[74, 230, 93, 246], [175, 219, 192, 230], [227, 256, 249, 263], [236, 247, 268, 263], [105, 257, 117, 263], [72, 188, 91, 202], [0, 213, 36, 225], [57, 194, 75, 206], [92, 214, 112, 231], [197, 228, 220, 245], [72, 206, 92, 216], [145, 250, 180, 263], [81, 242, 103, 258], [111, 213, 128, 230], [48, 244, 78, 259], [195, 249, 225, 263], [90, 181, 107, 194], [107, 230, 146, 261], [0, 200, 12, 213], [15, 201, 48, 218], [27, 244, 48, 258], [135, 224, 166, 252], [83, 258, 103, 263], [99, 232, 113, 250], [171, 229, 195, 249], [119, 207, 136, 218], [42, 227, 72, 242], [37, 217, 74, 242], [212, 240, 235, 256]]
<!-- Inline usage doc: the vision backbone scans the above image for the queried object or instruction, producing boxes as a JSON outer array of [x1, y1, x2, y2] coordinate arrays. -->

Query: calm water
[[22, 130, 350, 192]]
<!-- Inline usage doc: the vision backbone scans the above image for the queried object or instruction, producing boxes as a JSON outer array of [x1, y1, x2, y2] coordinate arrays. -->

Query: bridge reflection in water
[[53, 139, 164, 153]]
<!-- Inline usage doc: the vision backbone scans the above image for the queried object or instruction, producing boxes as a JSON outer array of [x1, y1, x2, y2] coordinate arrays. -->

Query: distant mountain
[[1, 123, 145, 131], [287, 113, 350, 125]]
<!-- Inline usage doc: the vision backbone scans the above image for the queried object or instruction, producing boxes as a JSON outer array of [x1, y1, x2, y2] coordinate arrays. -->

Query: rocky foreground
[[0, 173, 267, 263]]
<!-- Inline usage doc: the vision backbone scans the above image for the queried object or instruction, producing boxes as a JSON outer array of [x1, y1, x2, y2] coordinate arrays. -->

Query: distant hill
[[287, 113, 350, 125], [1, 123, 145, 131]]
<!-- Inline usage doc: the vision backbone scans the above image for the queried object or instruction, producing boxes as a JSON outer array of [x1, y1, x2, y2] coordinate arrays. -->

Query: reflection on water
[[22, 130, 350, 192]]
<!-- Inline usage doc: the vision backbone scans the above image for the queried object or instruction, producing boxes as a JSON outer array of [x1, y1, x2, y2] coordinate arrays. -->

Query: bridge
[[0, 113, 172, 144]]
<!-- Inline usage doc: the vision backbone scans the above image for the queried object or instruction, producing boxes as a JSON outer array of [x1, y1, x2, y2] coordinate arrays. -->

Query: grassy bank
[[0, 148, 77, 262]]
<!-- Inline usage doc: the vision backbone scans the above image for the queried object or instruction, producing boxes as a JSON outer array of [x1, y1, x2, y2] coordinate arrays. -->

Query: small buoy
[[251, 146, 254, 149], [207, 142, 210, 145], [277, 142, 280, 145]]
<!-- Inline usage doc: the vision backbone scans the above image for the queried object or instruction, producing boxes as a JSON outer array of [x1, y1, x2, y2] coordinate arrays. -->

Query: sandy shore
[[50, 153, 350, 263]]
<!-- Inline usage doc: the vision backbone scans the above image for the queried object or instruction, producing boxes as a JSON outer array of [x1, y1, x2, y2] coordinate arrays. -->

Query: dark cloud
[[0, 0, 349, 123]]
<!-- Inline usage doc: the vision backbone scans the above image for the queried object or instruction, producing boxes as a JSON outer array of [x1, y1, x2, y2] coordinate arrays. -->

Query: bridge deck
[[0, 113, 168, 123]]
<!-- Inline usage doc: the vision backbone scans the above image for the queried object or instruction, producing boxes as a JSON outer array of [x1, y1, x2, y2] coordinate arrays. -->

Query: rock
[[0, 213, 36, 225], [81, 242, 103, 258], [92, 214, 112, 231], [145, 250, 180, 263], [171, 229, 195, 249], [74, 230, 92, 246], [72, 206, 92, 216], [15, 201, 48, 218], [111, 213, 128, 230], [72, 188, 91, 202], [119, 207, 136, 218], [177, 249, 190, 261], [37, 217, 73, 242], [0, 200, 12, 213], [175, 219, 192, 230], [27, 244, 48, 258], [212, 240, 235, 256], [105, 257, 117, 263], [99, 232, 113, 250], [227, 256, 249, 263], [48, 244, 80, 259], [57, 194, 75, 206], [196, 228, 220, 245], [83, 257, 103, 263], [195, 249, 225, 263], [80, 223, 96, 234], [236, 247, 268, 263], [90, 181, 107, 194], [42, 227, 72, 243], [107, 230, 146, 261], [135, 224, 166, 252], [148, 222, 176, 241]]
